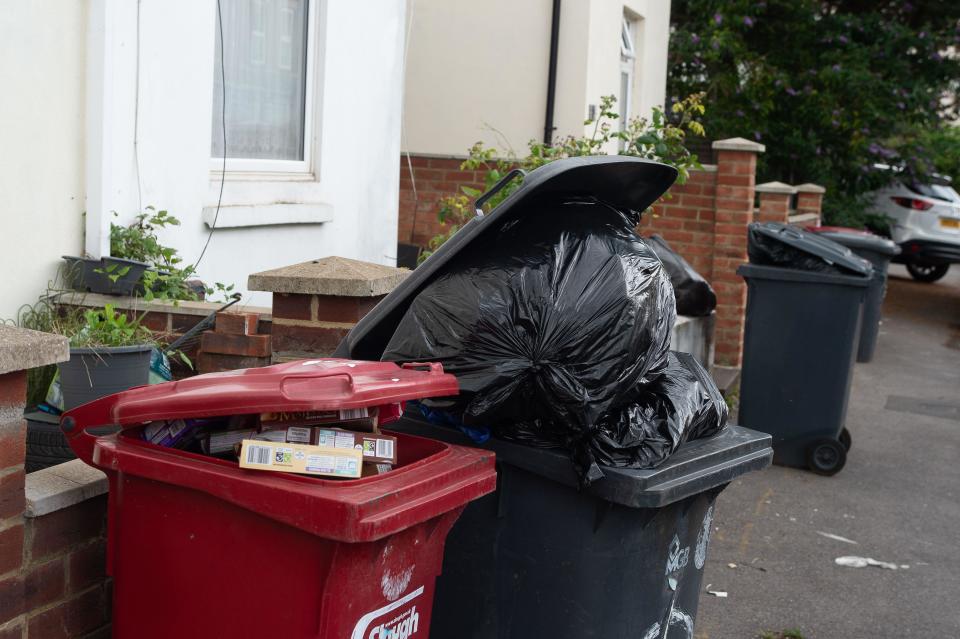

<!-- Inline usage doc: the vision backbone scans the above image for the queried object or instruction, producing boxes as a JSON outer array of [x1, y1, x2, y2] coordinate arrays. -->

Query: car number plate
[[940, 218, 960, 229]]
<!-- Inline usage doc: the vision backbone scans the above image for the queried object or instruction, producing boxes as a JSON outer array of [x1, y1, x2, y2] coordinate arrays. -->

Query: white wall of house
[[88, 0, 408, 308], [1, 0, 408, 315], [0, 2, 87, 321], [402, 0, 671, 157]]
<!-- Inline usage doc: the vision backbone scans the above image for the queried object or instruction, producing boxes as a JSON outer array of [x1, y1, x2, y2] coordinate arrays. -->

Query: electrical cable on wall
[[195, 0, 227, 269], [133, 0, 143, 215]]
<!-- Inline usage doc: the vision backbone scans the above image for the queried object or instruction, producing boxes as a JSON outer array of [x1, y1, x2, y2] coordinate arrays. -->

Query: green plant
[[204, 281, 236, 303], [70, 304, 154, 348], [420, 93, 706, 262], [110, 207, 213, 303], [667, 1, 960, 227]]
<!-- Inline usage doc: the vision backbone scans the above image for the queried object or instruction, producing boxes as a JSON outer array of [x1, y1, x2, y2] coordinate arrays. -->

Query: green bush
[[668, 0, 960, 227], [420, 93, 707, 262]]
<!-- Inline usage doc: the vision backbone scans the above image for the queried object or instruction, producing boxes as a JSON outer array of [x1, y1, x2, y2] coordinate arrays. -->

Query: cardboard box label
[[239, 440, 362, 478], [313, 429, 397, 464]]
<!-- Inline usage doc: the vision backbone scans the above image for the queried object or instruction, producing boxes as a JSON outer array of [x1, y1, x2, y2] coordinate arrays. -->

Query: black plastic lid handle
[[475, 169, 526, 217]]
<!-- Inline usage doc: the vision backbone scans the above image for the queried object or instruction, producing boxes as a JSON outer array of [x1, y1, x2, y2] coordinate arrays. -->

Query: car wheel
[[906, 262, 949, 283], [806, 438, 847, 476]]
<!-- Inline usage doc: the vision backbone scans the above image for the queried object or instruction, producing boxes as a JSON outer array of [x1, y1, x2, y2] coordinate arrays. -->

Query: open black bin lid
[[390, 416, 772, 508], [748, 222, 874, 276], [334, 156, 678, 360]]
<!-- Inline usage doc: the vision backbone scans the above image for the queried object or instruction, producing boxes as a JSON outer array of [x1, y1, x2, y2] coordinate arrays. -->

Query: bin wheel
[[806, 438, 847, 476], [839, 428, 852, 452]]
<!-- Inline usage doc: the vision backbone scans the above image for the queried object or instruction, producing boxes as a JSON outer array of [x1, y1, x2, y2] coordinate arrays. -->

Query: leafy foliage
[[110, 207, 234, 303], [420, 94, 707, 262], [667, 0, 960, 226], [70, 304, 154, 348]]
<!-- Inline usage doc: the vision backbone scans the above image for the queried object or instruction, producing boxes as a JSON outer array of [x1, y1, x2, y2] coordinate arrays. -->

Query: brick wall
[[0, 329, 110, 638], [398, 156, 487, 249]]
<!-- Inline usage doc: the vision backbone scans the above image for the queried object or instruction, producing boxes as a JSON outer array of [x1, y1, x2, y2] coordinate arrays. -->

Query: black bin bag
[[336, 157, 732, 483], [647, 234, 717, 316], [748, 222, 873, 276], [383, 197, 677, 432], [501, 351, 728, 474]]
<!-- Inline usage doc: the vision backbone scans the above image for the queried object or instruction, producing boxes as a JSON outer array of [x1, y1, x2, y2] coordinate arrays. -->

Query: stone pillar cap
[[712, 137, 766, 153], [0, 325, 69, 375], [248, 256, 409, 297], [755, 181, 798, 194], [795, 183, 826, 194]]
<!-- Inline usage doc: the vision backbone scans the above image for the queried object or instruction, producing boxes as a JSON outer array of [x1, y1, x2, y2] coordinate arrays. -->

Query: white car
[[869, 173, 960, 282]]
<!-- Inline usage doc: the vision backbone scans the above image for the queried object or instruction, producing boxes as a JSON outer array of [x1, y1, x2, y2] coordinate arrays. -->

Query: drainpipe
[[543, 0, 561, 145]]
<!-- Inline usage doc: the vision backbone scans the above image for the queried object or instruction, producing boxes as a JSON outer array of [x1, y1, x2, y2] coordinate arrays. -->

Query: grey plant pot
[[58, 345, 154, 410], [62, 255, 150, 296]]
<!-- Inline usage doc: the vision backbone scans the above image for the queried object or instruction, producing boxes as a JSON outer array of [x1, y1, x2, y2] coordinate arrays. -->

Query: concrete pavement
[[695, 265, 960, 638]]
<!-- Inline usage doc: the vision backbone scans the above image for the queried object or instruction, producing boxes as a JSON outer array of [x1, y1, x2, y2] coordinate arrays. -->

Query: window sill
[[201, 203, 334, 229]]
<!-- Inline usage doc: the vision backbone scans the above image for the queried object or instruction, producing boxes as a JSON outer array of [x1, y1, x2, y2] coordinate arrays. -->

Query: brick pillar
[[711, 137, 765, 367], [755, 181, 797, 224], [0, 326, 81, 637], [197, 312, 271, 373], [795, 183, 826, 226], [249, 256, 409, 360]]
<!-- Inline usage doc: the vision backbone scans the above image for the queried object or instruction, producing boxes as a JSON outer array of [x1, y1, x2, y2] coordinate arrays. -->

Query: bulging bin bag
[[647, 234, 717, 317], [499, 352, 728, 478], [383, 197, 676, 432]]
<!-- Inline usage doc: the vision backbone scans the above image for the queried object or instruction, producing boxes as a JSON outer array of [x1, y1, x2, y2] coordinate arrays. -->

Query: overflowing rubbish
[[384, 198, 676, 430], [138, 406, 398, 479], [647, 234, 717, 317], [747, 222, 873, 276], [383, 196, 728, 483]]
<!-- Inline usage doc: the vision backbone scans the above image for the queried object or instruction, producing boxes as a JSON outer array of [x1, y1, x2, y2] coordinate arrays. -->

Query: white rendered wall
[[86, 0, 408, 308], [402, 0, 671, 157], [0, 2, 87, 321]]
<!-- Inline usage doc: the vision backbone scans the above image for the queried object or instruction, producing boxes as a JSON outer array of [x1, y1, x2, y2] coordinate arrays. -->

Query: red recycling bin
[[62, 359, 496, 639]]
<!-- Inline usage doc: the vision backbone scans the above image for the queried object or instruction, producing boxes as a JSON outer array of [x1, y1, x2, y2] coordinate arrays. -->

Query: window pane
[[212, 0, 309, 162]]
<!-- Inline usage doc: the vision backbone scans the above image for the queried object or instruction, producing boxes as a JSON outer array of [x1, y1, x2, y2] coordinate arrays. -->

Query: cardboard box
[[205, 428, 257, 455], [361, 462, 394, 477], [259, 407, 373, 429], [313, 428, 397, 464], [238, 440, 362, 478]]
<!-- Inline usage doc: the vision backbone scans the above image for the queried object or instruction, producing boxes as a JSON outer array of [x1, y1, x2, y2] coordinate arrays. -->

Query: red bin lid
[[72, 358, 458, 426]]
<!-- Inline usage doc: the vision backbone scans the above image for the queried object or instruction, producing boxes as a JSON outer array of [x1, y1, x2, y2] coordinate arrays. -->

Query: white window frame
[[209, 0, 318, 181], [619, 16, 636, 124]]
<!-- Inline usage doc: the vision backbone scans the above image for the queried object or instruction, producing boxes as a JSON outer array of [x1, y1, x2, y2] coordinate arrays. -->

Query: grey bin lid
[[391, 416, 773, 508], [335, 156, 679, 360], [749, 222, 874, 276], [813, 231, 901, 257]]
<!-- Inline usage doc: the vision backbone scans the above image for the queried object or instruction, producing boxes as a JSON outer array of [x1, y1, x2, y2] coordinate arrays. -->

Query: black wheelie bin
[[738, 222, 873, 475], [336, 157, 774, 638], [807, 226, 900, 362]]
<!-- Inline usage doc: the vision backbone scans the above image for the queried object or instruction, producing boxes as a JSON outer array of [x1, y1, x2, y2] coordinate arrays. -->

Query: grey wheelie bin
[[807, 226, 900, 362], [738, 223, 873, 475], [336, 157, 774, 638]]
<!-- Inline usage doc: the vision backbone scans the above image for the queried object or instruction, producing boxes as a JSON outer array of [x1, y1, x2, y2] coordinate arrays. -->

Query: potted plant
[[63, 207, 206, 299], [61, 254, 152, 296], [57, 304, 173, 410]]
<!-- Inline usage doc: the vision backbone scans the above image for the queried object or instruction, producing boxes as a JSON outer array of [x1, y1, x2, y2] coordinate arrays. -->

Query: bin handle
[[279, 370, 355, 400], [60, 394, 121, 467], [400, 362, 445, 375], [474, 169, 525, 217]]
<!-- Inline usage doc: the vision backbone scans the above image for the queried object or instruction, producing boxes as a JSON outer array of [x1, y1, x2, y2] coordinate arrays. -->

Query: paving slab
[[695, 265, 960, 638]]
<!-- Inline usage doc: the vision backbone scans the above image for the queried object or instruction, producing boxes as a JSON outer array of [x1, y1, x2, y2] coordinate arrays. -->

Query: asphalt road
[[694, 264, 960, 638]]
